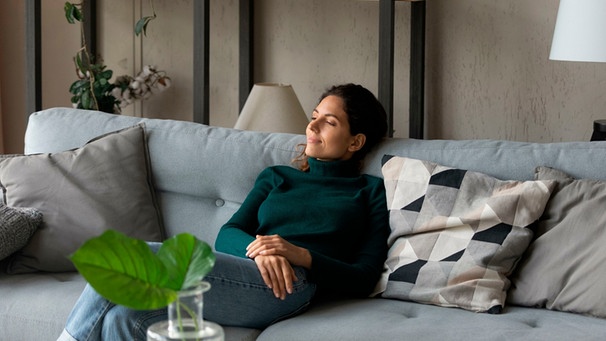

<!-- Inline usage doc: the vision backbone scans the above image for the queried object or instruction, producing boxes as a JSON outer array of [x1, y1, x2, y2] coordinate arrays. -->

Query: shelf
[[26, 0, 425, 138]]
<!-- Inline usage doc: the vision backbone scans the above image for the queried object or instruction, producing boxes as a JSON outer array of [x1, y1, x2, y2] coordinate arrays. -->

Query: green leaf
[[81, 91, 91, 109], [64, 2, 82, 24], [70, 230, 216, 310], [157, 234, 216, 290], [100, 70, 113, 80], [70, 230, 177, 310], [135, 15, 156, 36], [69, 79, 89, 94]]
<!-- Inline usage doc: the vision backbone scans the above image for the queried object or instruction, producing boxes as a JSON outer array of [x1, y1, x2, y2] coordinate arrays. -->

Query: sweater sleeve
[[308, 177, 390, 297], [214, 168, 275, 258]]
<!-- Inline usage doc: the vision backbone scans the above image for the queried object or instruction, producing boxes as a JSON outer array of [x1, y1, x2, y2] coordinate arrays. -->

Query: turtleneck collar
[[307, 157, 360, 178]]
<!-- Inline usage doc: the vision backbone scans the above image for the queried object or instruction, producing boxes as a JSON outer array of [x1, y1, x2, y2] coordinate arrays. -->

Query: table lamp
[[234, 83, 309, 134], [549, 0, 606, 140]]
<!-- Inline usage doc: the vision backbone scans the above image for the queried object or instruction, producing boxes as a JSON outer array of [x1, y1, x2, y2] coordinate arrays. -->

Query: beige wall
[[0, 0, 80, 154], [2, 0, 605, 154], [0, 0, 27, 154], [426, 0, 606, 142]]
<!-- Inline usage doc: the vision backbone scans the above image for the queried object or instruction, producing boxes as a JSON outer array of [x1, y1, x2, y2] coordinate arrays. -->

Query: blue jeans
[[57, 252, 316, 341]]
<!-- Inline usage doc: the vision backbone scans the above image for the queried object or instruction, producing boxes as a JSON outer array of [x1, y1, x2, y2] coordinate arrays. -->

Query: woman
[[58, 83, 390, 341]]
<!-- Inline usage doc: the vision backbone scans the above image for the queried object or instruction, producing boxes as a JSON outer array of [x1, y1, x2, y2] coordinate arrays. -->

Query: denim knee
[[102, 305, 166, 341]]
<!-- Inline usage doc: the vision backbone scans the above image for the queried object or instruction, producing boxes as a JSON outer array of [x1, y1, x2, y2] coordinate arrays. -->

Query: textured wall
[[425, 0, 606, 142], [3, 0, 605, 152], [253, 0, 411, 138]]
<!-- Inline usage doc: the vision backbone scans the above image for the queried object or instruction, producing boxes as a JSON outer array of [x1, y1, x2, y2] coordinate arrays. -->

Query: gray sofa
[[1, 107, 606, 340]]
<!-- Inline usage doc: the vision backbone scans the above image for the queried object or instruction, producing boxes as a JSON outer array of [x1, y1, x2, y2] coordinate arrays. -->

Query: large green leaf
[[70, 230, 177, 310], [70, 230, 216, 311], [157, 234, 216, 290]]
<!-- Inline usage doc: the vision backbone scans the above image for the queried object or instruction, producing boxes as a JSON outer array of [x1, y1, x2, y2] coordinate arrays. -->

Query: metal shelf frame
[[26, 0, 424, 138]]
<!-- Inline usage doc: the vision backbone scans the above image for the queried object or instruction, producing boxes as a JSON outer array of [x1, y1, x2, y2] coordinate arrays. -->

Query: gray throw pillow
[[0, 124, 165, 273], [0, 204, 42, 261], [508, 166, 606, 318]]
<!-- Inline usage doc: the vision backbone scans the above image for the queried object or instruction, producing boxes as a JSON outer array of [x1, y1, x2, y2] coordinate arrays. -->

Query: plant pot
[[147, 281, 224, 341]]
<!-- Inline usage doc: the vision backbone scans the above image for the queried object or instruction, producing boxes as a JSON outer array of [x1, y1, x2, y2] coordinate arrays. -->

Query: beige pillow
[[0, 124, 164, 273], [376, 155, 554, 313], [508, 166, 606, 318]]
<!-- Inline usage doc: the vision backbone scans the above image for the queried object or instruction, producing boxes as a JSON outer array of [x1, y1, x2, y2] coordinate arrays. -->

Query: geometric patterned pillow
[[375, 155, 555, 313]]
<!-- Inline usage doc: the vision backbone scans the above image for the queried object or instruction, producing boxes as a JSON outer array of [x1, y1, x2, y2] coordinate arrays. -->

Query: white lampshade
[[234, 83, 309, 134], [550, 0, 606, 62]]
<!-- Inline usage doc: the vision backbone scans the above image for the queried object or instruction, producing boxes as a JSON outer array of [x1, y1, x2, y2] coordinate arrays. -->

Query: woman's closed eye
[[311, 116, 336, 126]]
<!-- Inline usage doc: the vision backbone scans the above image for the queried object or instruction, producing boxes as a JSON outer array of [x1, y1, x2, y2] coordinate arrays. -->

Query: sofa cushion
[[508, 166, 606, 318], [375, 155, 554, 313], [0, 204, 42, 261], [0, 124, 164, 273], [259, 298, 606, 341]]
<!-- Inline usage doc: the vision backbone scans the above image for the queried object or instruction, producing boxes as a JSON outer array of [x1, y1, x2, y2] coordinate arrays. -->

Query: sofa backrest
[[25, 108, 304, 246], [25, 108, 606, 246]]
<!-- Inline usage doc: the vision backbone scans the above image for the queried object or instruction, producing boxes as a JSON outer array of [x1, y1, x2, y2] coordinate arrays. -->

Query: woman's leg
[[57, 252, 316, 341], [203, 252, 317, 329], [57, 242, 166, 341]]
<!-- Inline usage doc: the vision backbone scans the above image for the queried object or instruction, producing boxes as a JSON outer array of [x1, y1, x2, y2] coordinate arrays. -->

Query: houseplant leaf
[[157, 233, 216, 290], [135, 15, 156, 36], [64, 2, 82, 24], [70, 230, 216, 311], [70, 230, 177, 310]]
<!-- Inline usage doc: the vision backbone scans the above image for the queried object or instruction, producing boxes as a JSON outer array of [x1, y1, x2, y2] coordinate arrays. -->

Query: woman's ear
[[348, 134, 367, 152]]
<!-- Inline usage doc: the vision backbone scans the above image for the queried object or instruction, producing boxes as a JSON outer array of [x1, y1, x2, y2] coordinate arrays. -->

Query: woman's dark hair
[[320, 83, 388, 161], [295, 83, 388, 171]]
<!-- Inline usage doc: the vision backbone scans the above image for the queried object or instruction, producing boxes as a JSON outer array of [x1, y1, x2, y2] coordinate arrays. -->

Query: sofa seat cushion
[[0, 272, 261, 341], [258, 298, 606, 341], [0, 272, 86, 341]]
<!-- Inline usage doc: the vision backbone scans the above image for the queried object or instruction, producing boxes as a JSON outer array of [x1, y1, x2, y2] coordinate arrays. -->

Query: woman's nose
[[307, 120, 318, 132]]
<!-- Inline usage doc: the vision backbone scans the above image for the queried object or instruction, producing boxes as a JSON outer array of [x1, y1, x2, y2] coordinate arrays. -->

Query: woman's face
[[305, 95, 364, 161]]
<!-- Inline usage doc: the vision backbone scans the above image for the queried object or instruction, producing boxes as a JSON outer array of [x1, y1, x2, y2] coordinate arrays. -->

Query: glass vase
[[147, 281, 224, 341]]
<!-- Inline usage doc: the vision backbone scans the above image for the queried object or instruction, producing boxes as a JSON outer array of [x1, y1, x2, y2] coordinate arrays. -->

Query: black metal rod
[[193, 0, 210, 124], [82, 0, 97, 61], [378, 0, 395, 137], [409, 1, 425, 139], [25, 0, 41, 116], [239, 0, 254, 112]]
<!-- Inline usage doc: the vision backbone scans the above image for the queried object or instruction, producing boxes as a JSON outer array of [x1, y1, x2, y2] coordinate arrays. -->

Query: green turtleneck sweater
[[215, 157, 390, 297]]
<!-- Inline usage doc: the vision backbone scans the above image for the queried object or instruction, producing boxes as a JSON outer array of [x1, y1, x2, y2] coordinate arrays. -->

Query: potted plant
[[70, 230, 224, 340], [64, 1, 171, 114]]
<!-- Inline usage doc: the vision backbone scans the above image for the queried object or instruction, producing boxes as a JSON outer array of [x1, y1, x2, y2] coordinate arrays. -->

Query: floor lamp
[[550, 0, 606, 140]]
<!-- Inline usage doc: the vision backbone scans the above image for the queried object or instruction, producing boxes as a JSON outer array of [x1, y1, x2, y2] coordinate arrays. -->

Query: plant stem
[[77, 5, 100, 111], [176, 299, 201, 341], [149, 0, 157, 17]]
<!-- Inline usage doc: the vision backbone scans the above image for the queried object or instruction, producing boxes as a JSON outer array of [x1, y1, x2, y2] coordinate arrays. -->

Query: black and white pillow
[[375, 155, 554, 313]]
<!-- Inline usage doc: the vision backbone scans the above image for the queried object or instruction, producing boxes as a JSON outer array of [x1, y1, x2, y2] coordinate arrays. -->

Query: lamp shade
[[234, 83, 309, 134], [550, 0, 606, 62]]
